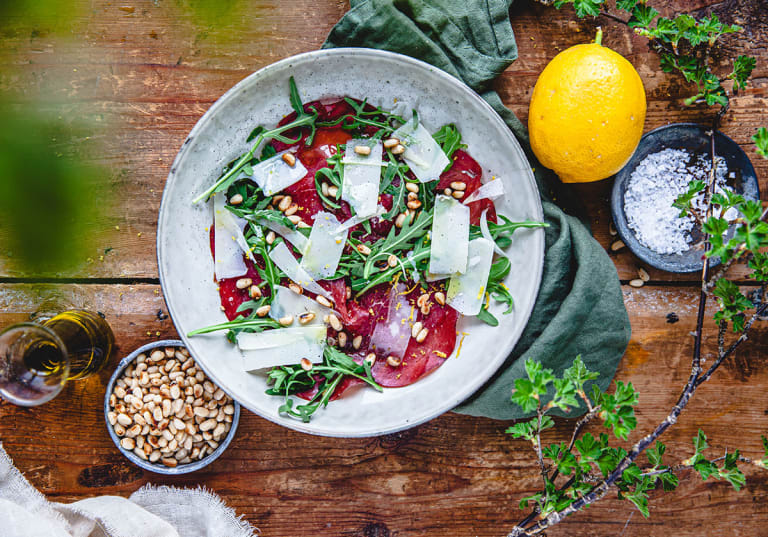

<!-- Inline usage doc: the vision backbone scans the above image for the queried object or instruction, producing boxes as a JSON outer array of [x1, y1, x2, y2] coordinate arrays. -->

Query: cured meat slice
[[371, 286, 459, 387], [436, 149, 497, 225]]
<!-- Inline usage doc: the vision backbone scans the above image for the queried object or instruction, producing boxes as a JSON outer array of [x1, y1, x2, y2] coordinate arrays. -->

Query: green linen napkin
[[324, 0, 631, 419]]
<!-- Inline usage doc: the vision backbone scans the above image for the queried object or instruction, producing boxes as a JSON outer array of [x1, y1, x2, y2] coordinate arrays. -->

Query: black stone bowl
[[610, 123, 760, 273]]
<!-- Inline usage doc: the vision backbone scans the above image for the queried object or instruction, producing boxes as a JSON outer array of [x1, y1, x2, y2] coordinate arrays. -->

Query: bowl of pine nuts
[[104, 339, 240, 474]]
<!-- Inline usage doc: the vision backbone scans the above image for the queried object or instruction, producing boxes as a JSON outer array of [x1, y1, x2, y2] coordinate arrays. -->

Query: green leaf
[[563, 355, 600, 393], [629, 4, 659, 28], [477, 306, 499, 327], [731, 55, 756, 91], [288, 76, 304, 115], [693, 429, 709, 455], [510, 359, 554, 413], [551, 377, 579, 411], [432, 123, 466, 161], [659, 471, 679, 491], [599, 381, 639, 440], [720, 450, 746, 490], [646, 441, 666, 467], [574, 433, 602, 461], [752, 127, 768, 159], [672, 179, 706, 216], [616, 0, 637, 11]]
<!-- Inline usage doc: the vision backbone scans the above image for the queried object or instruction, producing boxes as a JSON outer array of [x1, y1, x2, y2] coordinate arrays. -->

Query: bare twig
[[535, 404, 549, 492], [696, 302, 768, 387]]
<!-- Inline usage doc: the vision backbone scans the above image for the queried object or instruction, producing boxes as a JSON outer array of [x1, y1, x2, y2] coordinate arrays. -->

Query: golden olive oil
[[36, 310, 115, 380]]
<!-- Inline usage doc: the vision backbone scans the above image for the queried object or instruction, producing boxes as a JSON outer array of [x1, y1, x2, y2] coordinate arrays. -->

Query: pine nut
[[611, 240, 626, 252], [279, 315, 294, 327], [443, 188, 453, 196], [256, 305, 271, 317], [266, 231, 276, 245], [121, 437, 136, 451], [288, 283, 302, 295], [284, 203, 299, 216], [416, 293, 430, 308], [235, 278, 252, 289], [229, 193, 243, 205], [452, 190, 465, 199], [162, 457, 178, 468], [299, 358, 312, 371], [609, 222, 617, 236], [337, 331, 348, 347], [356, 243, 372, 255], [450, 181, 467, 191], [352, 335, 362, 350], [328, 185, 339, 197], [387, 254, 398, 267], [150, 350, 165, 362], [420, 302, 431, 316], [321, 182, 330, 197], [638, 267, 650, 282], [282, 152, 297, 167], [386, 355, 402, 367], [116, 413, 132, 427], [395, 213, 406, 228], [383, 138, 400, 149], [629, 279, 644, 288], [365, 353, 376, 366], [297, 220, 311, 229], [278, 196, 292, 212], [354, 145, 372, 156], [328, 313, 343, 331], [407, 199, 422, 209], [249, 285, 262, 299], [391, 144, 406, 155], [434, 291, 446, 305], [416, 327, 429, 343], [316, 295, 333, 308], [298, 312, 316, 324], [287, 215, 302, 225], [411, 321, 423, 339], [407, 192, 418, 201], [405, 182, 419, 193]]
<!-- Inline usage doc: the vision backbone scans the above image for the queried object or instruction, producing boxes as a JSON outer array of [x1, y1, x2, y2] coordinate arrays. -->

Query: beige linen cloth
[[0, 443, 258, 537]]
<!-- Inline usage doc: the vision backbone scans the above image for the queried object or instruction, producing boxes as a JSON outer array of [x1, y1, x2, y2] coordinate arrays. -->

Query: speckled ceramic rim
[[103, 339, 240, 475], [157, 48, 544, 437], [611, 123, 760, 273]]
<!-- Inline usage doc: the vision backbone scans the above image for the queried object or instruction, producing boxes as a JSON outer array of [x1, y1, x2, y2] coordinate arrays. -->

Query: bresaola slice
[[372, 285, 459, 387], [369, 283, 412, 362]]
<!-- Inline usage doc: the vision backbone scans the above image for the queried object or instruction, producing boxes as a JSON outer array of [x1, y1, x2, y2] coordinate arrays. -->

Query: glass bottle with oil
[[0, 310, 114, 406]]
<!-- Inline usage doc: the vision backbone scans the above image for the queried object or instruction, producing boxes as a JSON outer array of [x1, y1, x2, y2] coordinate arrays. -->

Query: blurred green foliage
[[0, 106, 105, 273]]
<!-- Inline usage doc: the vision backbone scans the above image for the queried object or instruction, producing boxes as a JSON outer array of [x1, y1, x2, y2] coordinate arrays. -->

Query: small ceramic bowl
[[104, 339, 240, 475], [611, 123, 760, 273]]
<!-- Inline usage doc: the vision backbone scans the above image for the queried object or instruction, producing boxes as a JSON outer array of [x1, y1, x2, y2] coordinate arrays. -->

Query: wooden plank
[[0, 0, 765, 281], [1, 283, 766, 536]]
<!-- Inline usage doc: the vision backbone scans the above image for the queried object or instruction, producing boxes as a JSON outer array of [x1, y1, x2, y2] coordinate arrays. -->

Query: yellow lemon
[[528, 30, 646, 183]]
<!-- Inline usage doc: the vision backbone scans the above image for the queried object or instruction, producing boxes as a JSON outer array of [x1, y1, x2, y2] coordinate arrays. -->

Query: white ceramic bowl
[[158, 48, 544, 437]]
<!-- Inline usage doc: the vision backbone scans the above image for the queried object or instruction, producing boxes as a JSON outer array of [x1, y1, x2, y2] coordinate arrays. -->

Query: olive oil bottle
[[0, 310, 115, 406], [38, 310, 115, 379]]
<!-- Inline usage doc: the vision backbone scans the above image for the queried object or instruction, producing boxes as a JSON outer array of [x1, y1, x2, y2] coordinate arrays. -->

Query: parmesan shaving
[[463, 178, 505, 204], [268, 241, 331, 298], [429, 195, 469, 275]]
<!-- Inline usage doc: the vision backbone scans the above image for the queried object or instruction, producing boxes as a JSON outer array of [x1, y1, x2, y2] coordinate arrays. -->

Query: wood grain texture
[[1, 0, 767, 536], [1, 283, 767, 536]]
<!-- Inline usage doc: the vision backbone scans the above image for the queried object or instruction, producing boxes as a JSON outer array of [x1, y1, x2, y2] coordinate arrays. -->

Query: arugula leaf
[[432, 123, 466, 160]]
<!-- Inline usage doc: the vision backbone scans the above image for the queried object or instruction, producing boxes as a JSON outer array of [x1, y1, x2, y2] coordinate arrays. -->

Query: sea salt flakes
[[623, 148, 733, 255]]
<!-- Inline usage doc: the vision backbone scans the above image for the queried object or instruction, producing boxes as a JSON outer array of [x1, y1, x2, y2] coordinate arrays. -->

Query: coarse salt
[[623, 148, 733, 255]]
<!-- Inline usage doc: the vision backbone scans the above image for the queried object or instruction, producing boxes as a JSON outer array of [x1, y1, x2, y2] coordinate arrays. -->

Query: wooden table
[[1, 1, 767, 535]]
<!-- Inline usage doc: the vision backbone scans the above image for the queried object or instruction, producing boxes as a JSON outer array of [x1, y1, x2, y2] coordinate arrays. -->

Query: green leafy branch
[[506, 132, 768, 536], [546, 0, 756, 114]]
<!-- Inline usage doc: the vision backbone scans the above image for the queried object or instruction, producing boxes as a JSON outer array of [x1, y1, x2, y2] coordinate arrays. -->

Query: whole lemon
[[528, 31, 646, 183]]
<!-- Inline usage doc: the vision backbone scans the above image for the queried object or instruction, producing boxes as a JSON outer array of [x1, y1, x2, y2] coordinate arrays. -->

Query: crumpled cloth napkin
[[0, 443, 257, 537], [325, 0, 631, 419]]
